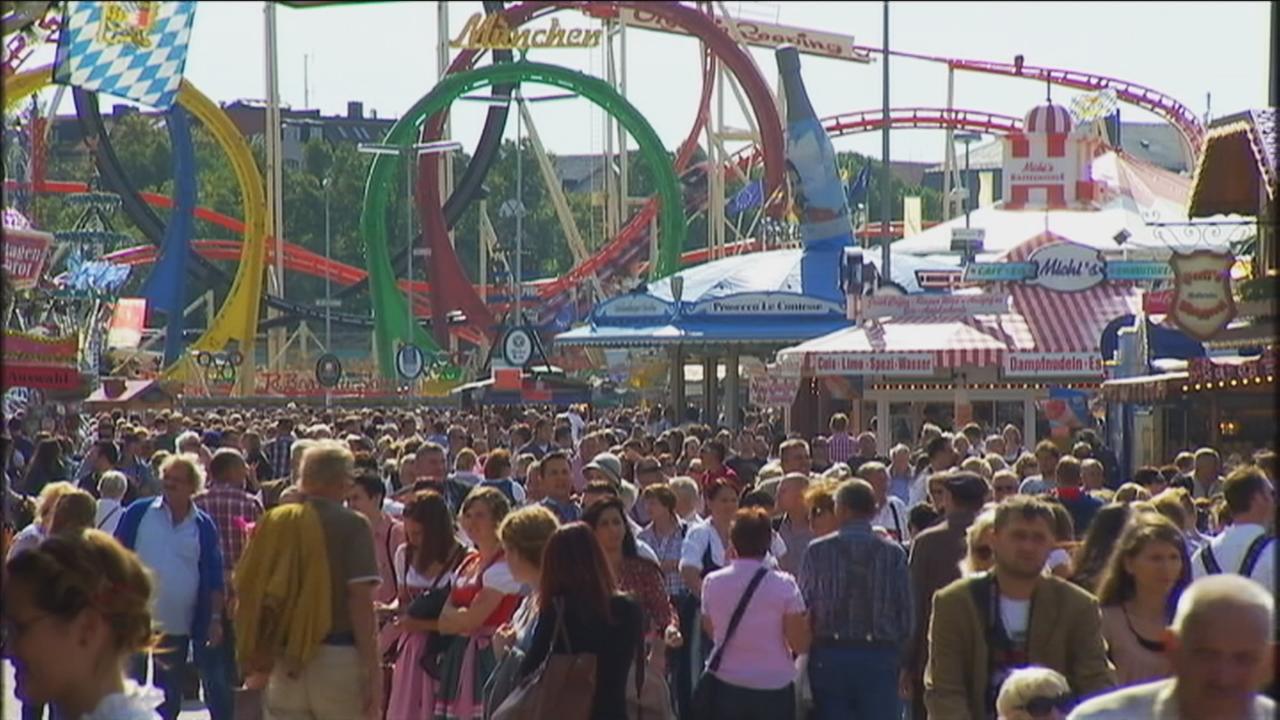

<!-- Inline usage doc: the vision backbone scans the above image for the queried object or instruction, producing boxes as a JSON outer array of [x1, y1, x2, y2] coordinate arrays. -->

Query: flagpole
[[879, 0, 891, 282], [264, 1, 285, 385]]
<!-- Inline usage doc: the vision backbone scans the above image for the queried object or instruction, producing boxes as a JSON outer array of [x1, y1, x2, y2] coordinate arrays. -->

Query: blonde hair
[[49, 489, 98, 535], [961, 456, 993, 479], [804, 479, 841, 518], [160, 453, 206, 493], [959, 508, 998, 576], [34, 481, 77, 526], [299, 441, 354, 491], [97, 470, 128, 500], [5, 529, 156, 656], [995, 666, 1070, 719], [1114, 482, 1151, 504], [497, 505, 560, 569]]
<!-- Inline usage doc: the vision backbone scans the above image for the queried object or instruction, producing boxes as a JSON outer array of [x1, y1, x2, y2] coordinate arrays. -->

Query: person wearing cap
[[905, 470, 990, 720], [925, 495, 1115, 719]]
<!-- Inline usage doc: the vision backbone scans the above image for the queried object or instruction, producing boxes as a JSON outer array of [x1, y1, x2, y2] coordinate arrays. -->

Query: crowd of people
[[1, 403, 1274, 720]]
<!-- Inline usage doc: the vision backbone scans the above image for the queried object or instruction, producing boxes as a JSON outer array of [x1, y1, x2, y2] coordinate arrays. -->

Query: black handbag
[[416, 546, 471, 677], [689, 567, 768, 719]]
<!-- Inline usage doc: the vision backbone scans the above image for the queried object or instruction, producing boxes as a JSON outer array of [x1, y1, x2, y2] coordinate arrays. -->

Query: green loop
[[360, 60, 686, 378]]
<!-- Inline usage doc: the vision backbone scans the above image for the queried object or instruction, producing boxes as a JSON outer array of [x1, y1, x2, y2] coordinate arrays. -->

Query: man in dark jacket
[[905, 471, 988, 720]]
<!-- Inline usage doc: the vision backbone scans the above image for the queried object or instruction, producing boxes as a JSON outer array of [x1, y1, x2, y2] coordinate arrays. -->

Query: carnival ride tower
[[775, 45, 854, 303]]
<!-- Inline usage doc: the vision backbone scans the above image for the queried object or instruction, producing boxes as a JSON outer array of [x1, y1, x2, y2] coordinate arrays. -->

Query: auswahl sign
[[617, 7, 873, 63], [813, 352, 936, 376], [687, 293, 845, 318], [1003, 352, 1105, 377], [864, 293, 1008, 319], [450, 13, 602, 49]]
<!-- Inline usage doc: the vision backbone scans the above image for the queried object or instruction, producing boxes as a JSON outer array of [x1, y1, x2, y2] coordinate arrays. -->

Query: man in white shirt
[[1068, 574, 1274, 720], [1190, 466, 1274, 592], [858, 461, 910, 544]]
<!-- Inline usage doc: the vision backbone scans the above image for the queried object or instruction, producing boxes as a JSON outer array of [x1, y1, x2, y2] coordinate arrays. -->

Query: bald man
[[1068, 574, 1274, 719]]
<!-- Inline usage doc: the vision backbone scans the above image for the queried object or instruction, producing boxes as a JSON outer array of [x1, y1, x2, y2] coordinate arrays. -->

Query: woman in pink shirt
[[699, 508, 811, 720]]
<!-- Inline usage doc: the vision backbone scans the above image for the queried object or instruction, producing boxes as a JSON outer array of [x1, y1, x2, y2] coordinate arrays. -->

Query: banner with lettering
[[2, 228, 53, 290]]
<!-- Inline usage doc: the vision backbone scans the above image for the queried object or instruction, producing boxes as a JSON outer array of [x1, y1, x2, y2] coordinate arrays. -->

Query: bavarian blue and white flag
[[53, 2, 197, 111]]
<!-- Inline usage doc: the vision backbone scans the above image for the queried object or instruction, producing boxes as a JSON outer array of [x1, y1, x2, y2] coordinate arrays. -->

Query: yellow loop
[[4, 67, 267, 395]]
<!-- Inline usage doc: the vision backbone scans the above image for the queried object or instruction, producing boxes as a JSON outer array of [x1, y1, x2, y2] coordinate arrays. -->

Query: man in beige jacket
[[925, 495, 1115, 719]]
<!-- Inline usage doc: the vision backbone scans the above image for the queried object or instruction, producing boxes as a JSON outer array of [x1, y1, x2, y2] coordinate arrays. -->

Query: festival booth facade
[[773, 101, 1230, 450], [777, 230, 1143, 453], [1101, 108, 1277, 466]]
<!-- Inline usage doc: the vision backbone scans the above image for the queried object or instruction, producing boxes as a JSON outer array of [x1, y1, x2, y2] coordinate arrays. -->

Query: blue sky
[[24, 1, 1272, 163]]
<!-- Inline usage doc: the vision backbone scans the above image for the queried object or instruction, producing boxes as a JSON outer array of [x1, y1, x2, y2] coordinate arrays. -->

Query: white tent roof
[[893, 151, 1243, 259]]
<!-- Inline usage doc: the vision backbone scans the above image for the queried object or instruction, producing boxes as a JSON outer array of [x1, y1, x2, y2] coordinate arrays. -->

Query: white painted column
[[877, 391, 891, 456], [1023, 395, 1037, 448]]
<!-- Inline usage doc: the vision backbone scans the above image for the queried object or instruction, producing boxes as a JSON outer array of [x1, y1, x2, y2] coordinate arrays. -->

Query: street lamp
[[357, 140, 462, 344], [323, 176, 332, 353], [953, 131, 983, 228], [461, 90, 575, 325]]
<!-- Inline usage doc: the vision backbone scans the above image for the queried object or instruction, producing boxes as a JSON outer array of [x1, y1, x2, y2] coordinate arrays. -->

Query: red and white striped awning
[[777, 313, 1035, 371], [1005, 232, 1143, 353]]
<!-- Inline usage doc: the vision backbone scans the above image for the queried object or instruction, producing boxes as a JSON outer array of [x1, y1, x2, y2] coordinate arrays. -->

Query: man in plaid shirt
[[262, 416, 295, 481], [194, 447, 263, 686]]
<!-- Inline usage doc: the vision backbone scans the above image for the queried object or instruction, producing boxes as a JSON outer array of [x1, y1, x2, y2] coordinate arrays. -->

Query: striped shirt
[[827, 432, 856, 466], [798, 520, 913, 648]]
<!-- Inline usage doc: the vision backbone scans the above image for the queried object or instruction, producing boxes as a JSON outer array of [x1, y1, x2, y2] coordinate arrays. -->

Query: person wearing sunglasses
[[996, 666, 1073, 719]]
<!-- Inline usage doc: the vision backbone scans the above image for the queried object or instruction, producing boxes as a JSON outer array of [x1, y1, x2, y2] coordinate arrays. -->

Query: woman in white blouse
[[386, 491, 465, 719]]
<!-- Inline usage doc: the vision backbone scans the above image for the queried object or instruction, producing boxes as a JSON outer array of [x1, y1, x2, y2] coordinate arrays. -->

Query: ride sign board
[[315, 353, 343, 388], [450, 13, 602, 49], [613, 7, 873, 63], [395, 344, 426, 380], [1003, 352, 1105, 377]]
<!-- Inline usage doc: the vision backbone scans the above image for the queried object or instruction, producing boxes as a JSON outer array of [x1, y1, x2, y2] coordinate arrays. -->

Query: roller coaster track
[[848, 45, 1205, 156], [37, 104, 1022, 327]]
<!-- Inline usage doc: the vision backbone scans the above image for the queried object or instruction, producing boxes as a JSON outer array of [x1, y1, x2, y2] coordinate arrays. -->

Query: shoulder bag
[[492, 598, 598, 720], [414, 545, 470, 678], [689, 566, 769, 717]]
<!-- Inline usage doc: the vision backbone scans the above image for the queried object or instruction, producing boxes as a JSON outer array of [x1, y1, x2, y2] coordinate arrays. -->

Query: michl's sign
[[450, 13, 602, 49]]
